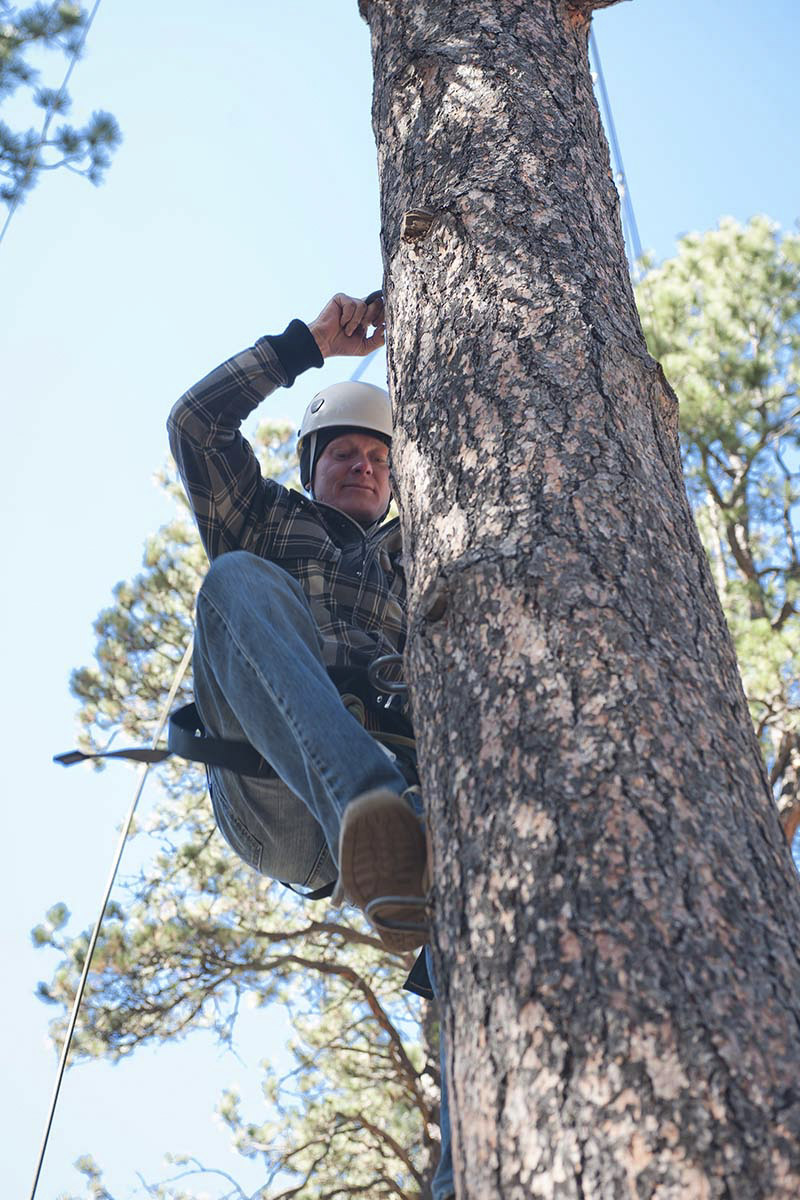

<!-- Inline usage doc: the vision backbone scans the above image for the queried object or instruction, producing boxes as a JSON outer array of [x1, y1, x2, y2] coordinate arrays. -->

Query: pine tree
[[636, 216, 800, 846], [42, 209, 800, 1197], [0, 2, 120, 210], [361, 1, 800, 1194]]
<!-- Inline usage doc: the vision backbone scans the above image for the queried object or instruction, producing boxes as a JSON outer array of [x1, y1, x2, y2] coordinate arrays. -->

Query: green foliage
[[0, 2, 120, 209], [57, 1155, 115, 1200], [41, 812, 439, 1197], [31, 900, 70, 946], [636, 216, 800, 832]]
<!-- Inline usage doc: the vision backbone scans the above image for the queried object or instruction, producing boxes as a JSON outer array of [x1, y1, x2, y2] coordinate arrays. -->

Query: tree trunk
[[360, 1, 800, 1196]]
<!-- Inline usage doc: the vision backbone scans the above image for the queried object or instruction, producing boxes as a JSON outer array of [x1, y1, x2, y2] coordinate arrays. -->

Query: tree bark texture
[[361, 2, 800, 1197]]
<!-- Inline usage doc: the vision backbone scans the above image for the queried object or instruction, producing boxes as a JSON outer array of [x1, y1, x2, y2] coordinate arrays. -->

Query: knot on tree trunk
[[565, 0, 631, 29], [420, 576, 449, 625], [401, 207, 438, 244], [567, 0, 631, 12]]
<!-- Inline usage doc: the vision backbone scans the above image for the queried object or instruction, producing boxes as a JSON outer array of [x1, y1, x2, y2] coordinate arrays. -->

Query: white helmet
[[297, 380, 392, 491]]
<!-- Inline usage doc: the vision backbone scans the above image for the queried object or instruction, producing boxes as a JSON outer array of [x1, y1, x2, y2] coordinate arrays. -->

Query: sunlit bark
[[362, 1, 800, 1195]]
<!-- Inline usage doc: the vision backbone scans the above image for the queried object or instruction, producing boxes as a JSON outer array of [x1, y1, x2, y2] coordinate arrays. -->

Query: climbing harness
[[55, 699, 270, 778], [367, 651, 408, 695], [55, 658, 431, 939], [57, 663, 409, 779]]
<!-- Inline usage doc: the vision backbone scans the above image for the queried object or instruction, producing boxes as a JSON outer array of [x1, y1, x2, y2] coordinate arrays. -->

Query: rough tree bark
[[359, 1, 800, 1197]]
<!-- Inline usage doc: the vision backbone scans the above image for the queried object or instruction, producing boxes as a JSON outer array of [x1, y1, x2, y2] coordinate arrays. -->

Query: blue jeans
[[193, 551, 453, 1195], [193, 551, 409, 887]]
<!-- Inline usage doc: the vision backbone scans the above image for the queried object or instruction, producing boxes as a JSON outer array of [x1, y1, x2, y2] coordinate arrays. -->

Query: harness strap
[[283, 880, 336, 901], [54, 682, 431, 992], [55, 703, 271, 778], [166, 703, 269, 777], [54, 745, 171, 767]]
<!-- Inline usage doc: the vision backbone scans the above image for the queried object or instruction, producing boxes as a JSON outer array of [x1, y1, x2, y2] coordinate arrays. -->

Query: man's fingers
[[337, 295, 367, 337], [316, 293, 385, 354], [364, 297, 384, 329], [331, 294, 355, 333]]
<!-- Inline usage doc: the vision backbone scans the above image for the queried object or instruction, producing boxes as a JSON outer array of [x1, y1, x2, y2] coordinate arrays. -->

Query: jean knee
[[200, 551, 304, 610], [201, 549, 262, 593]]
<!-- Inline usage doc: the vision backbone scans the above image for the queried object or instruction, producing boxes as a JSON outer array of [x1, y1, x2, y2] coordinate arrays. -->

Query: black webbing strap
[[54, 703, 270, 778], [55, 707, 336, 903], [283, 879, 336, 901], [55, 663, 412, 775], [166, 703, 269, 777], [53, 745, 172, 768]]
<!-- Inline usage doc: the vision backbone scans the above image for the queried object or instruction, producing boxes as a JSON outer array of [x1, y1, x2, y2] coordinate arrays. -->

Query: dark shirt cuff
[[265, 319, 324, 386]]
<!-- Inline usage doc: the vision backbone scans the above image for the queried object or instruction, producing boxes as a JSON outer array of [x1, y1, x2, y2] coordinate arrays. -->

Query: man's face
[[312, 432, 391, 525]]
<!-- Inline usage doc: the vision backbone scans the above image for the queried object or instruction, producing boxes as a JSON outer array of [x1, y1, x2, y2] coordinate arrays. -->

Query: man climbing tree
[[42, 214, 799, 1198], [168, 290, 454, 1200], [359, 0, 800, 1196]]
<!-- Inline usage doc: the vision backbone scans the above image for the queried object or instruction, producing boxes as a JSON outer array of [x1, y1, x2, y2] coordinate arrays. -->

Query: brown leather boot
[[338, 788, 429, 951]]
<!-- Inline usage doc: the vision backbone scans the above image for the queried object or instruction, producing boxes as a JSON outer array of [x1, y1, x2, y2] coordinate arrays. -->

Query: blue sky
[[3, 1, 799, 1197]]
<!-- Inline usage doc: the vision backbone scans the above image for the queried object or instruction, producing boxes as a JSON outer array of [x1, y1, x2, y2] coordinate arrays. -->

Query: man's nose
[[352, 457, 373, 475]]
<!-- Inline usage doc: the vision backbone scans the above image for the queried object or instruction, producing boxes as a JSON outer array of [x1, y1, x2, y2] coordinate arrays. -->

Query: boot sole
[[339, 789, 429, 951]]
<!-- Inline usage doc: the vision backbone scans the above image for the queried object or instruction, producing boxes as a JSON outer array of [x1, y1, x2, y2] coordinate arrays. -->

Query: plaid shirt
[[168, 335, 407, 674]]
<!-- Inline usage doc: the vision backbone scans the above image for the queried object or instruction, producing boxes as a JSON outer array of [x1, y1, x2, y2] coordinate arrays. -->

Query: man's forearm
[[168, 326, 320, 456], [265, 319, 324, 385], [167, 324, 322, 559]]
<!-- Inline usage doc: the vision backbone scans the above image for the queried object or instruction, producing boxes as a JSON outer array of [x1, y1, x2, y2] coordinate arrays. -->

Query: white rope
[[350, 346, 380, 381], [589, 28, 658, 336], [29, 634, 194, 1200], [589, 28, 643, 275]]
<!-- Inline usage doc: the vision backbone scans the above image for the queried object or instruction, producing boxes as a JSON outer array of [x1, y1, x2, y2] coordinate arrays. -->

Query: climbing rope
[[590, 29, 658, 337], [589, 28, 643, 275], [350, 347, 380, 381], [29, 635, 193, 1200]]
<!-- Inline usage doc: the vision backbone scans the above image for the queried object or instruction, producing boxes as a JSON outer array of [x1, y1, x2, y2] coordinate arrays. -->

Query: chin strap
[[306, 430, 318, 495]]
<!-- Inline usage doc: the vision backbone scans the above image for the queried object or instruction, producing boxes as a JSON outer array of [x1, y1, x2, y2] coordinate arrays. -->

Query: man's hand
[[308, 292, 385, 359]]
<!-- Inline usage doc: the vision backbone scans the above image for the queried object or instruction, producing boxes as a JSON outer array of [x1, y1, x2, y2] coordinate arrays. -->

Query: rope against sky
[[29, 636, 193, 1200]]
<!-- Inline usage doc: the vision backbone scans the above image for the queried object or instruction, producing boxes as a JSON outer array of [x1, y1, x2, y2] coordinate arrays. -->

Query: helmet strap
[[307, 431, 318, 495]]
